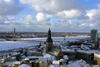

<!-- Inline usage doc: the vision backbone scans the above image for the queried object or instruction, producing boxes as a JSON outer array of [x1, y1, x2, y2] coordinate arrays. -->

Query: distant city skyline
[[0, 0, 100, 32]]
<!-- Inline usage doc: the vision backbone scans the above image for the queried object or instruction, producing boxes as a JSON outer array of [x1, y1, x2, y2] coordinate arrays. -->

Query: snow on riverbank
[[0, 41, 38, 51]]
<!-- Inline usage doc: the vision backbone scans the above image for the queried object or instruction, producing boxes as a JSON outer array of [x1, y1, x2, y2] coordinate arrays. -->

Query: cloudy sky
[[0, 0, 100, 32]]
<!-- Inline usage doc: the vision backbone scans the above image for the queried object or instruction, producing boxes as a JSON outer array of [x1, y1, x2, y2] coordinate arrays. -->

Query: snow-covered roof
[[28, 47, 35, 50], [24, 58, 29, 60], [11, 52, 20, 55], [21, 55, 26, 58], [92, 65, 99, 67], [43, 54, 51, 58], [5, 61, 21, 66], [61, 46, 67, 49], [49, 64, 67, 67], [28, 50, 37, 53], [53, 60, 59, 64], [76, 60, 86, 67], [67, 63, 81, 67], [68, 60, 86, 67], [40, 46, 44, 48], [72, 48, 80, 50], [14, 61, 22, 64], [11, 57, 16, 59], [61, 49, 75, 53], [19, 64, 31, 67], [61, 41, 69, 46], [77, 50, 96, 54], [63, 55, 68, 60], [5, 62, 14, 66], [94, 52, 100, 57], [27, 56, 39, 59], [68, 61, 74, 65], [40, 55, 56, 64], [84, 41, 88, 43], [70, 45, 79, 47], [49, 64, 60, 67], [60, 59, 65, 62]]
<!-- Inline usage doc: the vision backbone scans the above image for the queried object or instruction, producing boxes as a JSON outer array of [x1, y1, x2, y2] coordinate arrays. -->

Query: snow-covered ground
[[0, 36, 90, 51]]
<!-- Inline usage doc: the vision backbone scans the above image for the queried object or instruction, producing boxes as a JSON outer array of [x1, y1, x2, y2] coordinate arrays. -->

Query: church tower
[[46, 28, 53, 52]]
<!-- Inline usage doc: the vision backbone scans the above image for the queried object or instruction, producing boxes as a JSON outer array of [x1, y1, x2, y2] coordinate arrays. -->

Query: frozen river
[[18, 36, 90, 42], [0, 36, 90, 51]]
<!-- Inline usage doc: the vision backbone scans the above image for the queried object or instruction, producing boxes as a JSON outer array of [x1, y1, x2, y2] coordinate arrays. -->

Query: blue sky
[[0, 0, 100, 32], [80, 0, 100, 9]]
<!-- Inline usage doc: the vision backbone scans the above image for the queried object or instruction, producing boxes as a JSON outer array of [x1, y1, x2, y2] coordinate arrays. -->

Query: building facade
[[94, 52, 100, 65], [76, 50, 94, 61], [94, 30, 99, 50], [91, 30, 97, 42]]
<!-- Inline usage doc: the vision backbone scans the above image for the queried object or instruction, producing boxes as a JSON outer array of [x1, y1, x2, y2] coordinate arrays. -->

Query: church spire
[[48, 28, 51, 38], [46, 28, 53, 43]]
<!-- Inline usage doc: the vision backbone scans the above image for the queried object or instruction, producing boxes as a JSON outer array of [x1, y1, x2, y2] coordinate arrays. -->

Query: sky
[[0, 0, 100, 32]]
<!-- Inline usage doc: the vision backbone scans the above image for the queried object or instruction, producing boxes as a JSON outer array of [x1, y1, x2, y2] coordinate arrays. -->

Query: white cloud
[[1, 0, 100, 32], [4, 21, 11, 24], [19, 0, 87, 24], [0, 19, 98, 32], [19, 0, 87, 14], [98, 4, 100, 8], [0, 16, 15, 22], [36, 12, 52, 22], [7, 16, 15, 20], [57, 10, 84, 19], [90, 24, 95, 27], [0, 0, 23, 16], [23, 15, 34, 20], [4, 0, 11, 2], [86, 9, 100, 22]]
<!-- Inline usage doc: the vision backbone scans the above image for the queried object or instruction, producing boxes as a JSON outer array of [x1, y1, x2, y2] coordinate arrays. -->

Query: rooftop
[[19, 64, 31, 67], [94, 52, 100, 57], [61, 49, 75, 53], [77, 50, 96, 54]]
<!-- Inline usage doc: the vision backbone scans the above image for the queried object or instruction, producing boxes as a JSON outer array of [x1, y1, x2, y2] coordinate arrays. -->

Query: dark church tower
[[46, 28, 53, 52]]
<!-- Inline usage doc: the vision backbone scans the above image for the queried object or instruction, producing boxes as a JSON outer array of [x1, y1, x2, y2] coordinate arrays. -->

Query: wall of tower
[[94, 42, 99, 50], [46, 43, 53, 52]]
